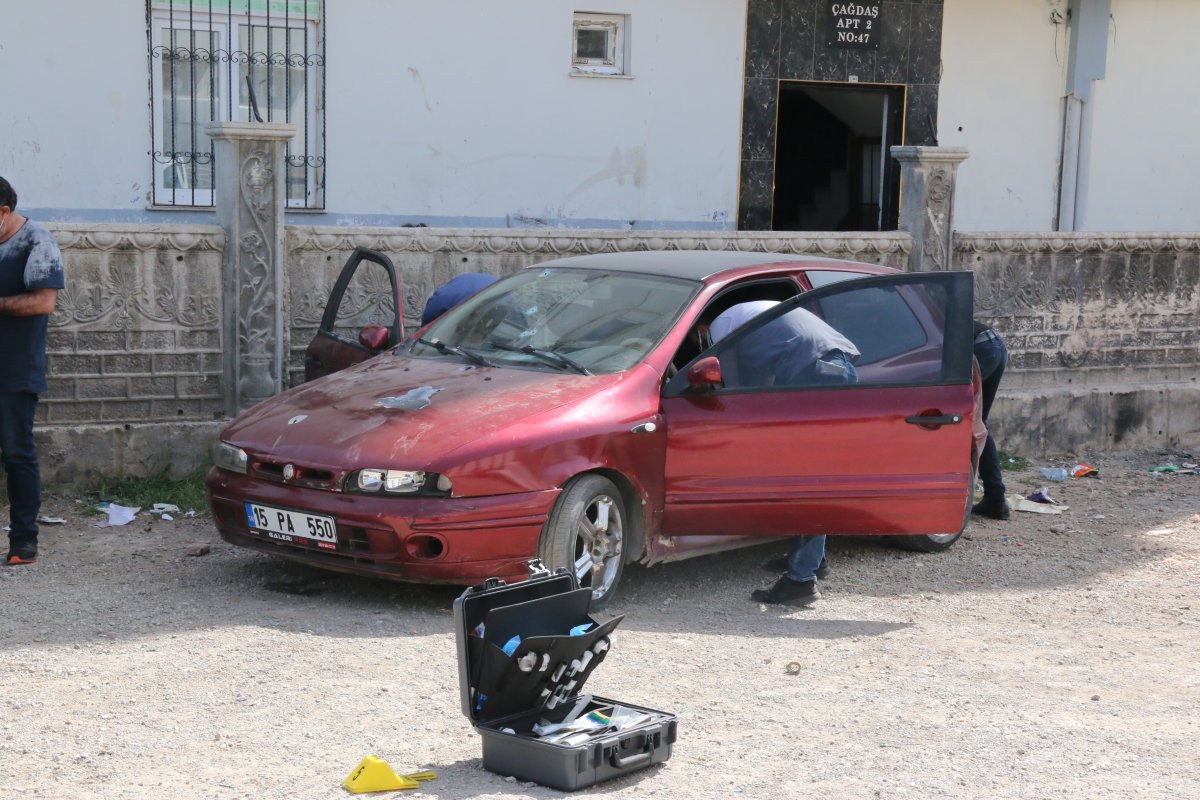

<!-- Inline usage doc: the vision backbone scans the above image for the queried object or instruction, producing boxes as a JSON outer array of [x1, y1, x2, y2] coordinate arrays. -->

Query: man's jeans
[[973, 335, 1009, 504], [0, 393, 40, 541], [786, 535, 825, 582]]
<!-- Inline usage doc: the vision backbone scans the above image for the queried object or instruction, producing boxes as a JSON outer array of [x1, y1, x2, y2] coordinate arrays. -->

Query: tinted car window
[[814, 285, 927, 366], [685, 277, 955, 392], [414, 268, 698, 373]]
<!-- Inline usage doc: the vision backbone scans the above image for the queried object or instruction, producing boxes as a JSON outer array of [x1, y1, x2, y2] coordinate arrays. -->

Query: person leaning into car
[[970, 320, 1010, 520], [706, 300, 860, 607]]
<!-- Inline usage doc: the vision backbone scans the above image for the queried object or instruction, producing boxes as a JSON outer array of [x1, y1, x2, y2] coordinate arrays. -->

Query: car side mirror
[[358, 324, 391, 351], [687, 356, 723, 389]]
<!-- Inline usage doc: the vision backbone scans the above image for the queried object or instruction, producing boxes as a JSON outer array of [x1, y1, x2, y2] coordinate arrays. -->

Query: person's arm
[[0, 288, 58, 316]]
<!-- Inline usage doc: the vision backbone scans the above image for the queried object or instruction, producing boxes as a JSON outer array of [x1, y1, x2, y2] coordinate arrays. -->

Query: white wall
[[1, 3, 153, 218], [938, 0, 1069, 231], [326, 1, 746, 228], [1080, 0, 1200, 231], [1, 1, 747, 229]]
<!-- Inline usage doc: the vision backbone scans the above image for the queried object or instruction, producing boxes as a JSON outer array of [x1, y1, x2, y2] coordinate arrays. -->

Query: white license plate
[[245, 502, 337, 549]]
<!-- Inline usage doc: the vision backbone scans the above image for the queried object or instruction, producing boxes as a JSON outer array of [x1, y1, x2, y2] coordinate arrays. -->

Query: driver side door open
[[303, 248, 403, 382], [659, 271, 975, 538]]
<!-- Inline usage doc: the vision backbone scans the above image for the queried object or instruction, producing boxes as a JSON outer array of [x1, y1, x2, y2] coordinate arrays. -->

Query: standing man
[[0, 177, 64, 565], [970, 320, 1009, 520]]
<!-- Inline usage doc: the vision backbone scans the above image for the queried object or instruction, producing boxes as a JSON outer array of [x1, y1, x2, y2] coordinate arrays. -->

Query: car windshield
[[411, 267, 699, 374]]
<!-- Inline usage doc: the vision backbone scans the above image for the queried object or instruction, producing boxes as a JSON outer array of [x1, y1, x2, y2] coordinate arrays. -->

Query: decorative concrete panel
[[42, 224, 225, 428]]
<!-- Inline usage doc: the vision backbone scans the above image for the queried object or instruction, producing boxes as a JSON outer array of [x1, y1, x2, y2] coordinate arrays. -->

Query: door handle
[[905, 414, 963, 426]]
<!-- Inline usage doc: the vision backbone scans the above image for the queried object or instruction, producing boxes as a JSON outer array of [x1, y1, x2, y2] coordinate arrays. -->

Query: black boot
[[971, 499, 1011, 520], [751, 576, 820, 606]]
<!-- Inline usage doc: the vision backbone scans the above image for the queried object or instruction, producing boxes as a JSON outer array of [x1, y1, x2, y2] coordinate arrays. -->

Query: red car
[[206, 251, 985, 606]]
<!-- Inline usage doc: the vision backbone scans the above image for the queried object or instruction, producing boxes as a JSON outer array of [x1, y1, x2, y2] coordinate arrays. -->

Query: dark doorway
[[772, 82, 905, 232]]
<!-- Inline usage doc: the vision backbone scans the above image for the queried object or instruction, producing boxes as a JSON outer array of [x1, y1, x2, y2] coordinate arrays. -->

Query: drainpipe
[[1057, 0, 1111, 231]]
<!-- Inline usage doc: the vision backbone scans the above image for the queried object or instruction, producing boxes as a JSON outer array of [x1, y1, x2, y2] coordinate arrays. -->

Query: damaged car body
[[206, 251, 985, 606]]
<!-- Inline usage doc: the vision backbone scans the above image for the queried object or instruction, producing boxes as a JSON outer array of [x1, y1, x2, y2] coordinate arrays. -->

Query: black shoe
[[6, 539, 38, 566], [971, 500, 1011, 521], [751, 576, 820, 607], [763, 555, 830, 579]]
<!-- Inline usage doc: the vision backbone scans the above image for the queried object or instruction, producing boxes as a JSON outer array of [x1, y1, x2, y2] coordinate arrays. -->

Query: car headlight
[[213, 442, 249, 474], [345, 469, 452, 495]]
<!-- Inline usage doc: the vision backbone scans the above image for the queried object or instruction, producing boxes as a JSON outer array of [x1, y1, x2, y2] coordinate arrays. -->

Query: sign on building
[[826, 3, 882, 50]]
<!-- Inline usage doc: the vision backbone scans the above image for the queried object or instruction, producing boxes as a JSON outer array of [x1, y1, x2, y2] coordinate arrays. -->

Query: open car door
[[660, 271, 976, 542], [303, 248, 403, 382]]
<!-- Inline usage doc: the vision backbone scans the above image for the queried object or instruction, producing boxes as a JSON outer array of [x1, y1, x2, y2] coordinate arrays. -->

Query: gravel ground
[[1, 450, 1198, 800]]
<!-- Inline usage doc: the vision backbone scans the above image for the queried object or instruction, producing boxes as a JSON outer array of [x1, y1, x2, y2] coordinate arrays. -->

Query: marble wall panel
[[746, 0, 783, 78], [740, 0, 946, 228], [741, 79, 779, 161]]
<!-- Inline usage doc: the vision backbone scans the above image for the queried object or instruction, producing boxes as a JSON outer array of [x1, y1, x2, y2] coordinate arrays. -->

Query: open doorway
[[772, 82, 904, 232]]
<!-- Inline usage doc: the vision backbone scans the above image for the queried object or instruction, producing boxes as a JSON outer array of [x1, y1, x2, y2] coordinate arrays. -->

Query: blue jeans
[[0, 393, 41, 542], [786, 535, 825, 582], [973, 335, 1008, 504]]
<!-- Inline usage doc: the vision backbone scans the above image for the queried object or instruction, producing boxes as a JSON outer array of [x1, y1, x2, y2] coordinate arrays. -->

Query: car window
[[671, 273, 966, 393], [803, 269, 865, 289], [813, 284, 928, 365], [413, 268, 699, 373]]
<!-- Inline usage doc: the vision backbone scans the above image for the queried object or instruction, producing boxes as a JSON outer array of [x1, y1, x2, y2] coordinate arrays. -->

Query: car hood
[[222, 354, 617, 468]]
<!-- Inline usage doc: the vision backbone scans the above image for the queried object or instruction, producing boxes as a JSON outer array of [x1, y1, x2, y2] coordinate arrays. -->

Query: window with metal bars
[[147, 0, 325, 208]]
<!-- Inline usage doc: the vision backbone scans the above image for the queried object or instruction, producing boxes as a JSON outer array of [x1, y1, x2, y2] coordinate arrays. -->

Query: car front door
[[659, 271, 975, 538], [303, 248, 403, 382]]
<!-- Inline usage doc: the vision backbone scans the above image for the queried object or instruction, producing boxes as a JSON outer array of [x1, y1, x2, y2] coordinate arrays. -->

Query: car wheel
[[888, 460, 974, 553], [538, 474, 626, 609]]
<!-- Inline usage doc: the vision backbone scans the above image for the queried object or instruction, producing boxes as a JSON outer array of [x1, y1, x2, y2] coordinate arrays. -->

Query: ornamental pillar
[[206, 122, 296, 414], [890, 146, 969, 272]]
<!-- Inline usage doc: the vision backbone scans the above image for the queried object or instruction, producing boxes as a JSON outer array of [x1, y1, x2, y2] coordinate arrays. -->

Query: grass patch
[[85, 466, 210, 516], [998, 451, 1030, 471]]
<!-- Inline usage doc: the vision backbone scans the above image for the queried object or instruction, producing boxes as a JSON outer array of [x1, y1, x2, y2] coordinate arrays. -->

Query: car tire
[[888, 460, 975, 553], [538, 474, 626, 609]]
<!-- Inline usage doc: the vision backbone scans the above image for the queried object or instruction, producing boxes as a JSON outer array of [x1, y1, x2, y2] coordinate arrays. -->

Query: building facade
[[4, 1, 1200, 233]]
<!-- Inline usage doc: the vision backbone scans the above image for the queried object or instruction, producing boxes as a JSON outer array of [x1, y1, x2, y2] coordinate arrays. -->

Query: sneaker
[[751, 576, 820, 607], [971, 500, 1011, 521], [762, 555, 831, 579], [6, 539, 38, 565]]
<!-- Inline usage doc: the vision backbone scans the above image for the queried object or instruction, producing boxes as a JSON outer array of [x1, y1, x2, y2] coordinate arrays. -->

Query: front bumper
[[205, 468, 560, 584]]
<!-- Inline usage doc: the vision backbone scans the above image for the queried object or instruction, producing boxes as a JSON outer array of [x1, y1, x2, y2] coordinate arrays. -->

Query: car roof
[[523, 251, 891, 282]]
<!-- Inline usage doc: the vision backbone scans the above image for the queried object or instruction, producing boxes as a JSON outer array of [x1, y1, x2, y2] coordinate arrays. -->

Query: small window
[[572, 13, 629, 76]]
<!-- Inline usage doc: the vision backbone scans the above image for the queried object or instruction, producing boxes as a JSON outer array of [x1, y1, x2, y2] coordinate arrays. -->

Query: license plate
[[245, 502, 337, 549]]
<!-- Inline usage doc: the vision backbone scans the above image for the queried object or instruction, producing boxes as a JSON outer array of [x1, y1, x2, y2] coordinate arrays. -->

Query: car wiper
[[489, 342, 592, 376], [415, 336, 492, 367]]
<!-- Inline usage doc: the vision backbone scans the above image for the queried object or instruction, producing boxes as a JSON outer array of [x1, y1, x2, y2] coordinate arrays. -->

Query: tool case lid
[[453, 561, 622, 724]]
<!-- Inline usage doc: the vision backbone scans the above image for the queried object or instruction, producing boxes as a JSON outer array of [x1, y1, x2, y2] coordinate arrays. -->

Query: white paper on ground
[[95, 504, 141, 527]]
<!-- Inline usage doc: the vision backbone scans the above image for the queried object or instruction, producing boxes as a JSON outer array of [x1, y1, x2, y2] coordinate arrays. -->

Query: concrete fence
[[33, 142, 1200, 485]]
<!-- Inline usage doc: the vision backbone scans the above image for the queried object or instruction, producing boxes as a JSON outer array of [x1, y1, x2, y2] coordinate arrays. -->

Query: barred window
[[148, 0, 325, 208]]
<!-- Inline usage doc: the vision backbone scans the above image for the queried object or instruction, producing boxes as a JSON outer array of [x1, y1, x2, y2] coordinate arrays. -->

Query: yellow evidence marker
[[342, 755, 436, 793]]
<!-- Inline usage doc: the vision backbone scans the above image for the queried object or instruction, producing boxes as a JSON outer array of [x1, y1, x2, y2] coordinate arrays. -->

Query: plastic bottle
[[1040, 467, 1069, 481]]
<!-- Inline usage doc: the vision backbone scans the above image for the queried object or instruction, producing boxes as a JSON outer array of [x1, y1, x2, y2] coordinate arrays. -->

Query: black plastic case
[[453, 564, 677, 790]]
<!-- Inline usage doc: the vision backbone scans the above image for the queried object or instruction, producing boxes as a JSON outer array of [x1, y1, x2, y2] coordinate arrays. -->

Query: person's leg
[[786, 535, 826, 581], [0, 393, 41, 562], [972, 338, 1009, 514], [752, 535, 825, 606]]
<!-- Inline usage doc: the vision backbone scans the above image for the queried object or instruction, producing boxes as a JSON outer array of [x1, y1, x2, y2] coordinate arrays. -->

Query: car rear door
[[659, 271, 975, 538], [303, 248, 403, 382]]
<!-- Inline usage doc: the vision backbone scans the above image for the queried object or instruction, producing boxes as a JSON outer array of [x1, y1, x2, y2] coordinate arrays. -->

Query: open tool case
[[454, 563, 677, 790]]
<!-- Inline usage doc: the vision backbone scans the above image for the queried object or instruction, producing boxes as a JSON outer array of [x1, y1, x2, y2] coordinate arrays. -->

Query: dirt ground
[[1, 449, 1198, 800]]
